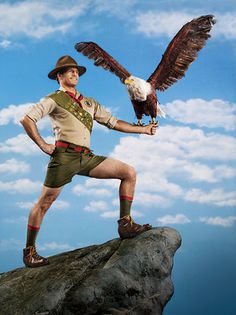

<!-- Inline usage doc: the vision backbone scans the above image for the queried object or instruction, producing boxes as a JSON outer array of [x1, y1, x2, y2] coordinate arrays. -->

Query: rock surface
[[0, 227, 181, 315]]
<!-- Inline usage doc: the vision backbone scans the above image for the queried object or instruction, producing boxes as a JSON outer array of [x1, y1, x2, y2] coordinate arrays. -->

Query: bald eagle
[[75, 15, 215, 125]]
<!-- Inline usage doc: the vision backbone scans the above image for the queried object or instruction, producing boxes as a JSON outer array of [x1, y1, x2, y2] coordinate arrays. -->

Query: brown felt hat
[[48, 55, 86, 80]]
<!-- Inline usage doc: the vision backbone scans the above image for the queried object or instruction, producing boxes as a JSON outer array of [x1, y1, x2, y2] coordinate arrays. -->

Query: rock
[[0, 227, 181, 315]]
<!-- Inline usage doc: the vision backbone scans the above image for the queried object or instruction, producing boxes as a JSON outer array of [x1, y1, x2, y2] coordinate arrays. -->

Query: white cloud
[[17, 201, 35, 209], [1, 4, 235, 42], [0, 103, 51, 130], [100, 210, 119, 218], [80, 176, 176, 210], [111, 125, 236, 172], [137, 173, 183, 197], [52, 199, 70, 210], [37, 116, 52, 130], [72, 183, 113, 197], [111, 125, 236, 178], [181, 162, 219, 183], [111, 192, 170, 209], [84, 200, 108, 212], [183, 131, 236, 161], [109, 125, 236, 207], [134, 192, 171, 208], [0, 0, 136, 41], [0, 238, 72, 251], [0, 178, 42, 194], [135, 11, 194, 38], [0, 158, 30, 174], [163, 99, 236, 131], [100, 209, 143, 219], [38, 241, 73, 251], [157, 214, 191, 225], [0, 103, 33, 126], [83, 177, 119, 190], [213, 13, 236, 40], [135, 11, 236, 40], [0, 1, 88, 39], [214, 165, 236, 180], [0, 39, 11, 48], [200, 216, 236, 227], [185, 189, 236, 207], [0, 133, 54, 155], [180, 162, 236, 183], [73, 121, 236, 212], [16, 199, 70, 210]]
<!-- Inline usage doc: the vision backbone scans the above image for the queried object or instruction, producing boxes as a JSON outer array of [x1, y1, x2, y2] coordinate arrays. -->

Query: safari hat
[[48, 55, 86, 80]]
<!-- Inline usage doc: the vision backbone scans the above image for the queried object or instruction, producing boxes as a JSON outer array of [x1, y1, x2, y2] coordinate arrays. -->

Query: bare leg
[[89, 158, 152, 238], [89, 157, 136, 197], [89, 157, 136, 218], [24, 185, 63, 267], [28, 185, 62, 227]]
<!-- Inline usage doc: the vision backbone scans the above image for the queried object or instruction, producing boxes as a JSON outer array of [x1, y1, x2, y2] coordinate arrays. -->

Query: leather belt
[[55, 141, 90, 153]]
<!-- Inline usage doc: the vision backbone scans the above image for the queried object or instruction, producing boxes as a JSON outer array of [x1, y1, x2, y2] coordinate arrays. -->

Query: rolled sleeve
[[93, 99, 118, 129], [26, 97, 56, 122]]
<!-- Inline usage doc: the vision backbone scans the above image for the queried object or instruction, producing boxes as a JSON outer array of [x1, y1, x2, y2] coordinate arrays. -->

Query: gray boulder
[[0, 227, 181, 315]]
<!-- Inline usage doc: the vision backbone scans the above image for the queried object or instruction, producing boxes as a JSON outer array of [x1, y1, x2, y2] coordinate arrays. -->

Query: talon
[[133, 119, 144, 126], [149, 118, 158, 126]]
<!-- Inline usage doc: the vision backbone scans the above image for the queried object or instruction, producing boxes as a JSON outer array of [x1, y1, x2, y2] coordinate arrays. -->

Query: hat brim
[[48, 64, 86, 80]]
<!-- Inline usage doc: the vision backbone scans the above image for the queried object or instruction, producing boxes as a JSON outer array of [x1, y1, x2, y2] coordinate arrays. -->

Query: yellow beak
[[124, 78, 134, 85]]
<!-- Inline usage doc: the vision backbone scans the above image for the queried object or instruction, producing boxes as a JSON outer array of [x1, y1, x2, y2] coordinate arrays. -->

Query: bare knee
[[125, 165, 136, 182], [37, 192, 58, 214]]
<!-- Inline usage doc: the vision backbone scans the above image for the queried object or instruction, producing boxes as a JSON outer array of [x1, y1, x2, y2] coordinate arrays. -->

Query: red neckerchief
[[65, 91, 83, 108]]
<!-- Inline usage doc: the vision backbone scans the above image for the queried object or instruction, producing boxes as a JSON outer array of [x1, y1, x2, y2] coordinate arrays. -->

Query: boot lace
[[29, 246, 42, 260]]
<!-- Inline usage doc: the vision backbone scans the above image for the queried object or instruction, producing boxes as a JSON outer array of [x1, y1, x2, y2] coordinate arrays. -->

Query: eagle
[[75, 15, 215, 126]]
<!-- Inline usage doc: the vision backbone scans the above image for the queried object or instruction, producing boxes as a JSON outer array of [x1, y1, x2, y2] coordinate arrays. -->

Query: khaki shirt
[[26, 87, 118, 148]]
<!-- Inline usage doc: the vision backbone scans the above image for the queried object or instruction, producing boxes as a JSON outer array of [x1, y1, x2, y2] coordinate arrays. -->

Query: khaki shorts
[[44, 146, 106, 188]]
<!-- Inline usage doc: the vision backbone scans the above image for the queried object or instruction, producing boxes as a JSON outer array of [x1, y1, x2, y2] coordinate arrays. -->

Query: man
[[20, 55, 157, 268]]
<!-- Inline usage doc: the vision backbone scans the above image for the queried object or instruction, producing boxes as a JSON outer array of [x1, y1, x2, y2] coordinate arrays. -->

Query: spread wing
[[75, 42, 131, 83], [147, 15, 216, 91]]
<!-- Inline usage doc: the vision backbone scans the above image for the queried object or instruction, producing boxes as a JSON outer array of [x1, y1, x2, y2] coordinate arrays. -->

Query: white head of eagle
[[124, 75, 152, 102]]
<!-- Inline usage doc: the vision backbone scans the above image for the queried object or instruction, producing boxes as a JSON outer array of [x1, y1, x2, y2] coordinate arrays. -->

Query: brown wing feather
[[147, 15, 216, 91], [75, 42, 131, 83]]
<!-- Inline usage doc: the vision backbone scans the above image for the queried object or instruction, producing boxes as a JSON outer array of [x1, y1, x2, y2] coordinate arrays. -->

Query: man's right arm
[[20, 115, 55, 155]]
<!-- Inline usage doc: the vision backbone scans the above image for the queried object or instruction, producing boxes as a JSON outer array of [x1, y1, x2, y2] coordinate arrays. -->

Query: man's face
[[58, 67, 79, 87]]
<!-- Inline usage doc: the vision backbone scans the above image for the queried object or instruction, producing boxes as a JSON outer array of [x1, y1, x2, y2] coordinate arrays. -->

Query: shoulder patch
[[83, 97, 93, 108], [84, 100, 92, 107]]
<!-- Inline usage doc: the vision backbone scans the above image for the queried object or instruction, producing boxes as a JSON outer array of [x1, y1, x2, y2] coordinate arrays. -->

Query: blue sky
[[0, 1, 235, 314]]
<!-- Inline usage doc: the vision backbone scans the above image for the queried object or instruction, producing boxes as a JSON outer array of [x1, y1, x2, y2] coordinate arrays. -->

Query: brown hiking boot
[[118, 215, 152, 239], [23, 246, 50, 268]]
